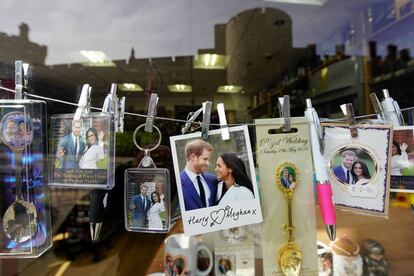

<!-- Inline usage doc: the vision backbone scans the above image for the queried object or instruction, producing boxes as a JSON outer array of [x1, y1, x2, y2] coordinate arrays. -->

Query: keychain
[[124, 124, 170, 233]]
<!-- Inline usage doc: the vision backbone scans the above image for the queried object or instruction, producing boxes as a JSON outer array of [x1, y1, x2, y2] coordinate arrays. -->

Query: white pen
[[305, 98, 336, 241], [381, 89, 404, 126]]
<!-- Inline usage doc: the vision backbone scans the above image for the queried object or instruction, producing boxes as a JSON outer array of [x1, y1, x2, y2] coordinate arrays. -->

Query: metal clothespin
[[74, 84, 91, 120], [201, 101, 212, 140], [381, 89, 404, 126], [340, 103, 358, 137], [102, 83, 125, 133], [182, 106, 203, 134], [15, 60, 23, 99], [118, 96, 125, 133], [369, 92, 385, 121], [144, 93, 159, 132], [217, 103, 230, 140], [278, 95, 291, 132], [22, 63, 31, 99]]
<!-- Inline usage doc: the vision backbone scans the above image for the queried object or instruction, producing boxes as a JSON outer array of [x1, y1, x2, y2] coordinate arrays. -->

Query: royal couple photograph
[[279, 167, 298, 190], [2, 113, 32, 146], [332, 149, 374, 186], [128, 183, 166, 230], [180, 139, 255, 211], [55, 119, 106, 170]]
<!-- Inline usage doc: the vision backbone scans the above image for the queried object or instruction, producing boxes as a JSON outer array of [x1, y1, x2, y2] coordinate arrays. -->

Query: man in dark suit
[[332, 150, 356, 184], [180, 139, 217, 211], [129, 184, 152, 227], [56, 119, 86, 169], [280, 168, 291, 189]]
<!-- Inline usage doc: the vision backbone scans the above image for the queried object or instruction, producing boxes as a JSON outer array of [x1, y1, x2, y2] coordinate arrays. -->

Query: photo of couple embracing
[[180, 139, 255, 211], [171, 125, 263, 235]]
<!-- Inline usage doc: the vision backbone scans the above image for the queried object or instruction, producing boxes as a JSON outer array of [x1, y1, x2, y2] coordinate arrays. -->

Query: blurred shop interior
[[0, 0, 414, 275]]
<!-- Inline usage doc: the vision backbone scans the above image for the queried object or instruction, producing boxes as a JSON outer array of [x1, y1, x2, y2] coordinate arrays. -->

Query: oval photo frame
[[330, 146, 377, 186], [0, 111, 33, 151], [275, 162, 300, 192]]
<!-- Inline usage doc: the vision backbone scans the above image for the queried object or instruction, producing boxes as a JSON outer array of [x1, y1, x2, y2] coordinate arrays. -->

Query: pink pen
[[305, 99, 336, 241]]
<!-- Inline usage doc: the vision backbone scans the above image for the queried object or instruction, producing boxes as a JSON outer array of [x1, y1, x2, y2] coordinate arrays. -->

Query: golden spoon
[[1, 111, 37, 243], [276, 162, 302, 276]]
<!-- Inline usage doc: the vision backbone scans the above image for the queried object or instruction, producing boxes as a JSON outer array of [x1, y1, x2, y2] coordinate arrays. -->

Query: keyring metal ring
[[133, 124, 162, 152]]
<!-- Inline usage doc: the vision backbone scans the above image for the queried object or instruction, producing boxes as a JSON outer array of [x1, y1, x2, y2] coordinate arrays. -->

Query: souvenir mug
[[164, 234, 212, 276]]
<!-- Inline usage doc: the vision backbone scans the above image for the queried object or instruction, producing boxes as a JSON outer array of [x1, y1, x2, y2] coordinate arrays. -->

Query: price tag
[[348, 184, 378, 198]]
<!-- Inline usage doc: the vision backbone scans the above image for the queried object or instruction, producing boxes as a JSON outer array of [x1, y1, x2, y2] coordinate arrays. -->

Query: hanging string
[[1, 85, 414, 127]]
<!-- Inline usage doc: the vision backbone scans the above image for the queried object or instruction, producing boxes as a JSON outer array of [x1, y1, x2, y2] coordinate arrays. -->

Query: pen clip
[[305, 98, 324, 153], [201, 101, 212, 140], [393, 100, 405, 126], [144, 93, 159, 133], [278, 95, 291, 132], [340, 103, 358, 137], [217, 103, 230, 140]]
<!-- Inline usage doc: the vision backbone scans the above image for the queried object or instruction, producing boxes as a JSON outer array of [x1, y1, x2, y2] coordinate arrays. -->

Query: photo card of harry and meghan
[[49, 113, 115, 190], [389, 126, 414, 193], [170, 125, 262, 236], [322, 123, 392, 217]]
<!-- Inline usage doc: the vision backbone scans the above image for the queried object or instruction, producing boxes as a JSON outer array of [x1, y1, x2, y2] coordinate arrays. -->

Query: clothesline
[[1, 85, 414, 127]]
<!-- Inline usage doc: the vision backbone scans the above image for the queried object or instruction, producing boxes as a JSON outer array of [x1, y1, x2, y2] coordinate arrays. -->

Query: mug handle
[[196, 244, 213, 276]]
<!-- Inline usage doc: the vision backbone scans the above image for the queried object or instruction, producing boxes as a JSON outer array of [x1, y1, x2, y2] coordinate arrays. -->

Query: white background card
[[323, 124, 392, 216], [170, 125, 262, 236]]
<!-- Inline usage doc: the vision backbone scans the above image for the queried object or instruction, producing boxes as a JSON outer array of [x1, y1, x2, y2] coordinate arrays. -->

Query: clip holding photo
[[217, 103, 230, 140], [14, 60, 24, 100], [278, 95, 291, 132], [340, 103, 358, 137], [145, 93, 159, 133], [74, 84, 91, 120], [201, 101, 212, 140]]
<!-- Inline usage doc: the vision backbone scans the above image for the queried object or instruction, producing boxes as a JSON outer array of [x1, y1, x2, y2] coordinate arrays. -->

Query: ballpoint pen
[[381, 89, 404, 126], [304, 98, 336, 241], [89, 84, 124, 241]]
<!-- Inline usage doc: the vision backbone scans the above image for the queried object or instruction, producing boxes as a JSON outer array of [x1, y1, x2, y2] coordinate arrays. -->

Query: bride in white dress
[[391, 141, 409, 176], [215, 152, 254, 205], [147, 191, 165, 229], [79, 128, 105, 169]]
